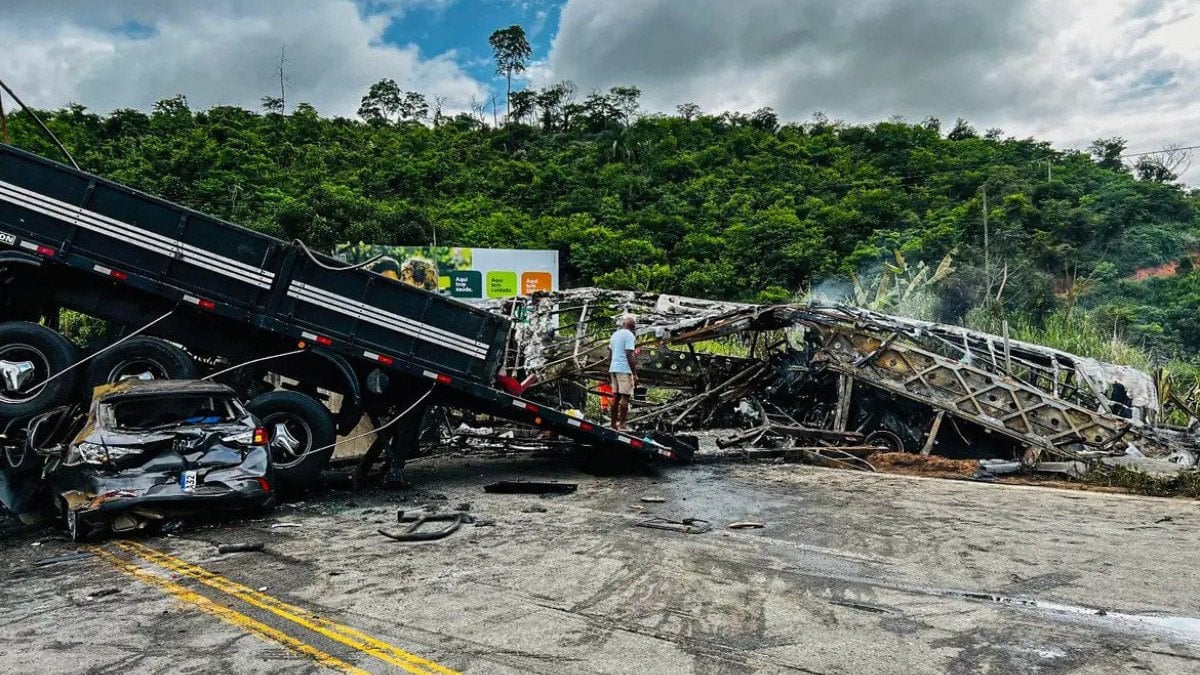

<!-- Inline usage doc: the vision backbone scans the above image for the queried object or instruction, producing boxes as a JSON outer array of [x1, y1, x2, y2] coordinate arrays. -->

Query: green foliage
[[5, 94, 1198, 358]]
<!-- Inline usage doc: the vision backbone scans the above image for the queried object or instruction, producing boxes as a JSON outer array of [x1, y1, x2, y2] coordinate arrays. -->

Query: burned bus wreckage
[[490, 288, 1199, 473]]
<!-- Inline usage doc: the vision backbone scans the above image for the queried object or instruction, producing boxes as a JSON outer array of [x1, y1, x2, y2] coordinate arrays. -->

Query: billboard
[[334, 244, 559, 301]]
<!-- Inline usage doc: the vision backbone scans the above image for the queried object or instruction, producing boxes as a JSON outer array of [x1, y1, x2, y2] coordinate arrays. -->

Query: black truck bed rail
[[0, 142, 680, 462]]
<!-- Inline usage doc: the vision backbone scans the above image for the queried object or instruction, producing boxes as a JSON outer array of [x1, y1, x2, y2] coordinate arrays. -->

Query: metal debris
[[634, 517, 712, 534], [490, 289, 1200, 471]]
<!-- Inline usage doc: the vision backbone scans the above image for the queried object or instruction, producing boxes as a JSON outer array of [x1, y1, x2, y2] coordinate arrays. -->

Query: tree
[[947, 118, 977, 140], [1089, 137, 1127, 171], [1133, 143, 1192, 183], [676, 102, 701, 121], [608, 86, 641, 124], [358, 79, 402, 124], [397, 91, 429, 124], [260, 96, 284, 115], [535, 81, 575, 131], [274, 45, 288, 114], [750, 107, 778, 132], [509, 89, 536, 125], [489, 24, 532, 122]]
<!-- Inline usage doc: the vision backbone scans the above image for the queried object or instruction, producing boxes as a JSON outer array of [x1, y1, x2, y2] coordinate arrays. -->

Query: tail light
[[252, 427, 268, 445], [256, 477, 271, 492]]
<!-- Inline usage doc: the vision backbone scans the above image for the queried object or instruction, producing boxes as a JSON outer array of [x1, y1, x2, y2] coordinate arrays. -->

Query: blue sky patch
[[111, 19, 156, 40], [371, 0, 560, 86]]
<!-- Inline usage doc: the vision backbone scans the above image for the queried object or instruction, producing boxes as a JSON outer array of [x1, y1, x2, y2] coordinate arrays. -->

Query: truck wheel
[[87, 336, 196, 388], [247, 391, 335, 492], [0, 321, 79, 419]]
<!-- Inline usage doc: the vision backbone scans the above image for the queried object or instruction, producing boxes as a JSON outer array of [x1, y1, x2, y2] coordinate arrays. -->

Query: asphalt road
[[2, 456, 1199, 674]]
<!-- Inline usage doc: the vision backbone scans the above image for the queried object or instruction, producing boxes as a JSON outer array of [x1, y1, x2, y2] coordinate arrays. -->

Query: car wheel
[[0, 321, 79, 419], [87, 336, 196, 388], [246, 390, 335, 492]]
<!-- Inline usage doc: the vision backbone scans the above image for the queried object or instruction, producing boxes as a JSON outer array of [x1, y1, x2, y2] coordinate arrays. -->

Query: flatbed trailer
[[0, 142, 682, 496]]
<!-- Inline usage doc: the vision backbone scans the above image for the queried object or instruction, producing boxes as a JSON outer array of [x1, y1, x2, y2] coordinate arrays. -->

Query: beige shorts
[[610, 373, 635, 395]]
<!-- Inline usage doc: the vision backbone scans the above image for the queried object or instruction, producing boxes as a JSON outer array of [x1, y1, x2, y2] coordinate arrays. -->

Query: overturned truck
[[0, 143, 685, 529], [495, 289, 1199, 469]]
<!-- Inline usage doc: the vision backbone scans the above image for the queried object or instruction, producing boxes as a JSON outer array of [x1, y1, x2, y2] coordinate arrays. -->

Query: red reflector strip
[[436, 374, 452, 385], [630, 438, 644, 449], [525, 403, 539, 413], [183, 295, 216, 309], [255, 477, 271, 493], [35, 245, 56, 257], [315, 335, 333, 346], [362, 348, 396, 365], [94, 264, 128, 281]]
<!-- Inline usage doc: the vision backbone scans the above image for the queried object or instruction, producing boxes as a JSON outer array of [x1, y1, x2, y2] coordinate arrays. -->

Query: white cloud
[[546, 0, 1200, 184], [0, 0, 486, 117]]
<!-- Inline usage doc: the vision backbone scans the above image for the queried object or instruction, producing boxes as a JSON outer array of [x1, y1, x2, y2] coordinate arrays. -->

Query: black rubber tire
[[0, 321, 79, 419], [246, 390, 336, 492], [86, 336, 197, 389]]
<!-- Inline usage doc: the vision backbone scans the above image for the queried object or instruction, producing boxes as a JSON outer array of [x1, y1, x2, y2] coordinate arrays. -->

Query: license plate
[[180, 470, 197, 493]]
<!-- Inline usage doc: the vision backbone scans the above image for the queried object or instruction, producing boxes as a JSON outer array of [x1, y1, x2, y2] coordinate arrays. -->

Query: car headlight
[[75, 442, 143, 464]]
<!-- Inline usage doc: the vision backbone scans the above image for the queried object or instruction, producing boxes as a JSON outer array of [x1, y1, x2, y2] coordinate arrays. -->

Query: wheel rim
[[0, 344, 51, 404], [106, 357, 170, 383], [262, 412, 314, 469], [865, 429, 907, 453]]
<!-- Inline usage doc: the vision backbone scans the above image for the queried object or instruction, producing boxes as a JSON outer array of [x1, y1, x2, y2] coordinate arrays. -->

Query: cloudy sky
[[3, 0, 1197, 183]]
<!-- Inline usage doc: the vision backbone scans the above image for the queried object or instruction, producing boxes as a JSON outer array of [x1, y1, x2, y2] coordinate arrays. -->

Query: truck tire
[[0, 321, 79, 419], [247, 390, 336, 492], [87, 336, 196, 388]]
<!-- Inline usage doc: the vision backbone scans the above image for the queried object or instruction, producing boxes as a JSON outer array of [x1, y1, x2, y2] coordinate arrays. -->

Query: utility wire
[[0, 75, 79, 170]]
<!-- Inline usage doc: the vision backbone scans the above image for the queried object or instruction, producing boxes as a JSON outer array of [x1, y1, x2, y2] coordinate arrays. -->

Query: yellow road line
[[91, 547, 367, 675], [117, 540, 458, 675]]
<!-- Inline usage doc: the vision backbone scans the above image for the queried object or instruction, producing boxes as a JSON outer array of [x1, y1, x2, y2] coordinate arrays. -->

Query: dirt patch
[[869, 452, 980, 479]]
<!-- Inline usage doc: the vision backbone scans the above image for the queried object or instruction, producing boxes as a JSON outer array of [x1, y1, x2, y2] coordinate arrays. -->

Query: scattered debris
[[634, 517, 712, 534], [483, 481, 578, 495], [217, 543, 264, 554], [492, 288, 1200, 489], [728, 521, 766, 530], [378, 510, 471, 542]]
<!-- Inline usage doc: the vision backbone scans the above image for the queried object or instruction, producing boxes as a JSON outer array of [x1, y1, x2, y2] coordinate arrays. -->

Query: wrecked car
[[2, 379, 273, 540]]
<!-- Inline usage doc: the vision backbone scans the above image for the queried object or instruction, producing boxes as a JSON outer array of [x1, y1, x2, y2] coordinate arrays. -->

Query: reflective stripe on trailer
[[0, 180, 275, 289], [286, 281, 491, 360]]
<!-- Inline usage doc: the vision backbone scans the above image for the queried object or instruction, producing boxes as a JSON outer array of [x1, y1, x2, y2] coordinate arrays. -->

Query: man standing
[[608, 314, 638, 430]]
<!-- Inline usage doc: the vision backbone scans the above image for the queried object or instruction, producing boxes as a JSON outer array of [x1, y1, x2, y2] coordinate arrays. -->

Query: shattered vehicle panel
[[4, 379, 273, 538]]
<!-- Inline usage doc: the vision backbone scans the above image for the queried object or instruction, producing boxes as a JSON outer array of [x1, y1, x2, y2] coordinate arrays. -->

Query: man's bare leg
[[610, 394, 621, 429], [617, 395, 630, 430]]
